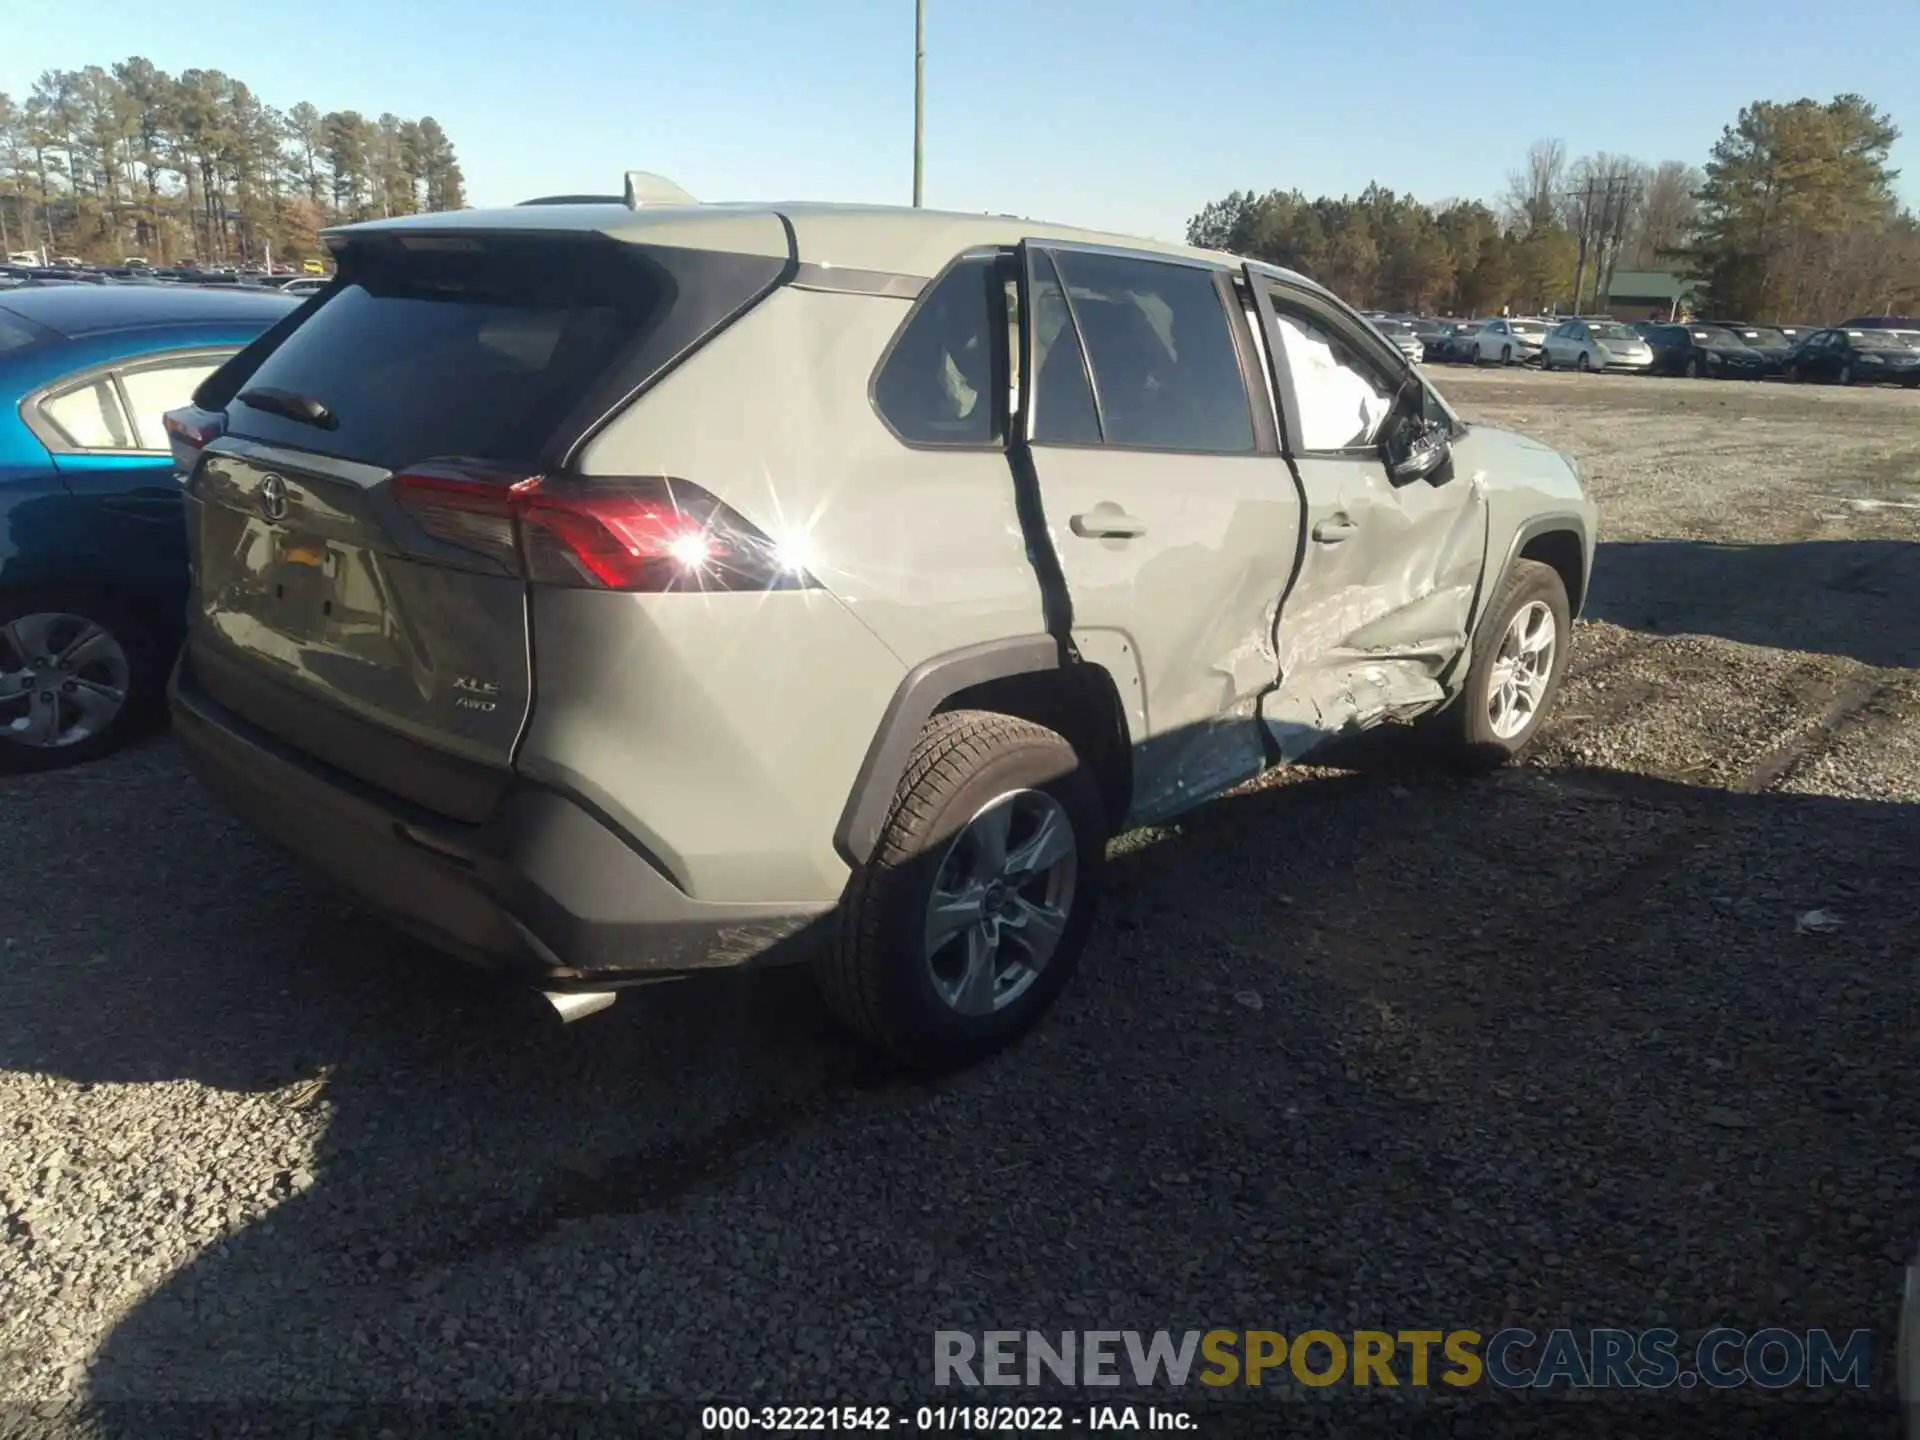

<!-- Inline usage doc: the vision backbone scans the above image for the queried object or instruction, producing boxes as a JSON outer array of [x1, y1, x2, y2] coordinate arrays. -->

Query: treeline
[[0, 58, 466, 266], [1189, 94, 1920, 323]]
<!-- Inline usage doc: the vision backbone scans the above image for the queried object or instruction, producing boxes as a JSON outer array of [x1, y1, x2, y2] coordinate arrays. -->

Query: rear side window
[[119, 357, 225, 449], [1049, 251, 1254, 454], [42, 380, 133, 449], [873, 255, 998, 446]]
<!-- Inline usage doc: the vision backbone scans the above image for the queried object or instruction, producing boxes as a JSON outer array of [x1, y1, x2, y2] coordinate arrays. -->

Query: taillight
[[163, 407, 222, 447], [163, 405, 225, 483], [393, 462, 817, 593]]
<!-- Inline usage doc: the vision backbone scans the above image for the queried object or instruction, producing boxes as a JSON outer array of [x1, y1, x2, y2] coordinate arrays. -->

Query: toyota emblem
[[259, 474, 289, 522]]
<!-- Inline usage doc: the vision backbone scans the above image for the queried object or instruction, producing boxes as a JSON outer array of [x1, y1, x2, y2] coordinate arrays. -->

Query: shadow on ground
[[0, 741, 1910, 1437], [1587, 539, 1920, 668]]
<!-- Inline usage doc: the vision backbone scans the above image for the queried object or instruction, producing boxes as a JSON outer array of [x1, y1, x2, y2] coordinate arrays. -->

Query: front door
[[1016, 241, 1299, 821], [1249, 270, 1488, 758]]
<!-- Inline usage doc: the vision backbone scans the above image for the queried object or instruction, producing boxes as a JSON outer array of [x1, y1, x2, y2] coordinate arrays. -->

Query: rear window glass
[[0, 309, 47, 356], [225, 237, 672, 469]]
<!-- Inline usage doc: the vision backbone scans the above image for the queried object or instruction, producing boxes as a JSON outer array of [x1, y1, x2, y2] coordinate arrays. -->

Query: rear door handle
[[1312, 516, 1358, 544], [1070, 506, 1147, 539]]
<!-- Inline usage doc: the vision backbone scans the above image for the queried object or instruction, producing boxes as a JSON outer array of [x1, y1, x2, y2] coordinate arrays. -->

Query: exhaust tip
[[544, 990, 617, 1023]]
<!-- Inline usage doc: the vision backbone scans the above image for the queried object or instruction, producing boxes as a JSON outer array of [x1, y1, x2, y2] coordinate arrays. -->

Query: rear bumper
[[169, 657, 834, 986]]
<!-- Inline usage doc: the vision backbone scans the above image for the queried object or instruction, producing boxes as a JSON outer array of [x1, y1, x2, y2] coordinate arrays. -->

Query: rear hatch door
[[184, 223, 790, 814]]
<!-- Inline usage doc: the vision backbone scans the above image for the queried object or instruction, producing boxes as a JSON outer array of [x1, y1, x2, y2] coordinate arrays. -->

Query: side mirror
[[1389, 418, 1452, 484]]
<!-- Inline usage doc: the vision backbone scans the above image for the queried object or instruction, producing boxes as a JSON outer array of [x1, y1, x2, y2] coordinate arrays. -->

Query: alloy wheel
[[1486, 601, 1557, 741], [923, 789, 1078, 1017], [0, 612, 131, 749]]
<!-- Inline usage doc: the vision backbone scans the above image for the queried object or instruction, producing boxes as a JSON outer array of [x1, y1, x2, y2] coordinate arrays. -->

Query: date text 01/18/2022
[[699, 1404, 1198, 1431]]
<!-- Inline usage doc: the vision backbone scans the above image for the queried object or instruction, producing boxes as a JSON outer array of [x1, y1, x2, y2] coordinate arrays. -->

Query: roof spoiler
[[623, 172, 697, 208]]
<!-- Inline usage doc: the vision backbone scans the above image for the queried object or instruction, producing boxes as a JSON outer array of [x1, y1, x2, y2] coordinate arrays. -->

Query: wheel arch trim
[[1496, 513, 1592, 620], [833, 635, 1061, 868]]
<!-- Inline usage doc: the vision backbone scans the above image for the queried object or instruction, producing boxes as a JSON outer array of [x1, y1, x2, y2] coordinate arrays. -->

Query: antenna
[[623, 172, 698, 208]]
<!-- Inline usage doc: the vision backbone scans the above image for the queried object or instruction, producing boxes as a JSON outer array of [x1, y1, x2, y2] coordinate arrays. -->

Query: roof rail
[[518, 194, 625, 206], [623, 172, 697, 208]]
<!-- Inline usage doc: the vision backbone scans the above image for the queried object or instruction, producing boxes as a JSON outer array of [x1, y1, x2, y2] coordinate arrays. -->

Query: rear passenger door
[[28, 349, 234, 597], [1250, 271, 1488, 758], [1015, 242, 1299, 821]]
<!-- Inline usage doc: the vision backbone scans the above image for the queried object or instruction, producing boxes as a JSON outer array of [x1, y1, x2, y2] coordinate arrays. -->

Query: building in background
[[1605, 270, 1699, 323]]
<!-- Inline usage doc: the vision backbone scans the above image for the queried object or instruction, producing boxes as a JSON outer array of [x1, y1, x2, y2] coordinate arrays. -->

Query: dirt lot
[[2, 368, 1916, 1436]]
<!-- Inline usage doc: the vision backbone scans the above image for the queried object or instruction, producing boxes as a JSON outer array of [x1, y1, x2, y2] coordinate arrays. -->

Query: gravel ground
[[2, 367, 1917, 1437]]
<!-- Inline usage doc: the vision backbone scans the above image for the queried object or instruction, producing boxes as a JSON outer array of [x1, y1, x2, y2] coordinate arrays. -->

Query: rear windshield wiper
[[237, 386, 338, 430]]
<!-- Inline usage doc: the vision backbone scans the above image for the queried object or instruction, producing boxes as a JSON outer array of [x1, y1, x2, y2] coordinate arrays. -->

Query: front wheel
[[0, 590, 160, 774], [1838, 362, 1854, 386], [1539, 348, 1553, 371], [1433, 560, 1572, 768], [1577, 351, 1593, 372], [818, 710, 1107, 1071], [1684, 356, 1700, 378], [1501, 346, 1514, 366]]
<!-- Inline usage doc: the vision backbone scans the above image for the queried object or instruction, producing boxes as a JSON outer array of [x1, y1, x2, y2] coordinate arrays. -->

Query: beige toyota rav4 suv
[[168, 181, 1596, 1070]]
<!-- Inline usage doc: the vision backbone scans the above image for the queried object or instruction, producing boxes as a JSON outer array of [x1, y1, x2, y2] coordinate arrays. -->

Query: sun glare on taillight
[[393, 462, 817, 593]]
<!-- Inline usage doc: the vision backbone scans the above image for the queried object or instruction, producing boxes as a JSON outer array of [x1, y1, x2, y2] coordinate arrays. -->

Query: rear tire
[[1838, 362, 1854, 386], [1577, 351, 1593, 372], [0, 588, 161, 775], [818, 710, 1107, 1071], [1501, 345, 1513, 366], [1432, 560, 1572, 769], [1684, 356, 1700, 378]]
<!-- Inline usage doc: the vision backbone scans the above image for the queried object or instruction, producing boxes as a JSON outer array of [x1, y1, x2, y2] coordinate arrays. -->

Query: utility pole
[[1570, 176, 1596, 314], [911, 0, 925, 207]]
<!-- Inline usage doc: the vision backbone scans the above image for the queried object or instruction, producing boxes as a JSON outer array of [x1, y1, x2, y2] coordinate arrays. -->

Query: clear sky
[[3, 0, 1916, 239]]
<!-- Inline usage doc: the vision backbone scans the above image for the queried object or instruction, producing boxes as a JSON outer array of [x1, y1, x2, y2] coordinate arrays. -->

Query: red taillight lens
[[393, 463, 816, 593], [162, 407, 222, 447]]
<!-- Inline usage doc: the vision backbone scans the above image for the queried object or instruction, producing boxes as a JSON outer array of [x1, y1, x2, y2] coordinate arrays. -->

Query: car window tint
[[118, 358, 223, 450], [873, 256, 997, 446], [1268, 299, 1395, 452], [42, 380, 133, 450], [1048, 250, 1254, 454], [1028, 252, 1101, 446], [221, 236, 753, 470]]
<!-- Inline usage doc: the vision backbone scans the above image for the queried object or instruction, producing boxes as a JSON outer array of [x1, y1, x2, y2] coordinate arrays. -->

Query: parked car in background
[[1788, 327, 1920, 386], [164, 193, 1596, 1069], [1370, 317, 1426, 365], [1540, 319, 1655, 373], [1469, 317, 1550, 366], [1840, 315, 1920, 331], [1428, 321, 1483, 363], [1643, 323, 1766, 380], [1691, 323, 1797, 376], [1407, 317, 1449, 357], [0, 285, 296, 771], [276, 276, 330, 298]]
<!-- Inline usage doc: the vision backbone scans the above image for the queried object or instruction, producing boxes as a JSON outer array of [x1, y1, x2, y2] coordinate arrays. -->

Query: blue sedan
[[0, 285, 296, 771]]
